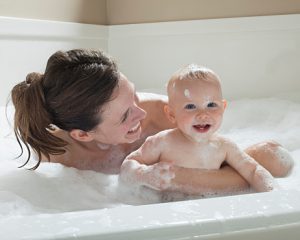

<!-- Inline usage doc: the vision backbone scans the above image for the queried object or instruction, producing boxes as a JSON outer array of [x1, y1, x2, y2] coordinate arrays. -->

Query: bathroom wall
[[106, 0, 300, 25], [0, 17, 107, 105], [108, 14, 300, 100], [0, 0, 300, 25], [1, 1, 300, 104], [0, 0, 107, 24]]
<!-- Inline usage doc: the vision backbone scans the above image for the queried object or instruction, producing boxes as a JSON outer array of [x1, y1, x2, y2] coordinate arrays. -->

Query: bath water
[[0, 96, 299, 220]]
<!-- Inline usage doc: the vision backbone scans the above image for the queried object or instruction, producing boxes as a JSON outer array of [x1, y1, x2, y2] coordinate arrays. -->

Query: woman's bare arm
[[169, 165, 249, 195]]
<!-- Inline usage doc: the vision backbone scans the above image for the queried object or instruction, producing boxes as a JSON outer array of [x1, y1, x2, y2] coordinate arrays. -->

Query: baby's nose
[[196, 110, 209, 120]]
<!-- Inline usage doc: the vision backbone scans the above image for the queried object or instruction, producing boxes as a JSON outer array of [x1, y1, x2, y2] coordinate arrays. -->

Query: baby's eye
[[184, 104, 196, 110], [207, 102, 218, 108]]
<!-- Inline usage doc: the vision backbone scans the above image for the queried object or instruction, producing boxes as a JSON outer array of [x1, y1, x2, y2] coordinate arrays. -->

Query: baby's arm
[[224, 138, 275, 192], [119, 135, 174, 190]]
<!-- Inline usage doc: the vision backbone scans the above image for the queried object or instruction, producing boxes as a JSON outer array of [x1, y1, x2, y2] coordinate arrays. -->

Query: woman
[[11, 49, 293, 194]]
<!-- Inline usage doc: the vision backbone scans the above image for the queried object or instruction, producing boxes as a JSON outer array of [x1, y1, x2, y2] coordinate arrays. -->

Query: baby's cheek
[[181, 114, 193, 124], [213, 111, 223, 122]]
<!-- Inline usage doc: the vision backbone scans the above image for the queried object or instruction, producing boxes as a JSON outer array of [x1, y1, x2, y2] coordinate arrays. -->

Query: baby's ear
[[222, 99, 227, 110], [164, 105, 176, 124]]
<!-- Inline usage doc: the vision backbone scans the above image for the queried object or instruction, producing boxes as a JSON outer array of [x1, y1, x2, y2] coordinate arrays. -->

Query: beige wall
[[0, 0, 300, 25], [107, 0, 300, 25], [0, 0, 107, 25]]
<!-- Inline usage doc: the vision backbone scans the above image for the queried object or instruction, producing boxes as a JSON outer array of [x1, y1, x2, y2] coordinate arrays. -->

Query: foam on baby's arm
[[119, 133, 175, 190], [119, 157, 175, 191], [224, 138, 275, 192], [252, 164, 277, 192]]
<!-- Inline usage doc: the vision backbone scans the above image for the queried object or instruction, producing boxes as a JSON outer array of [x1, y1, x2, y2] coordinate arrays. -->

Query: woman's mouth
[[193, 124, 211, 133], [127, 122, 141, 135]]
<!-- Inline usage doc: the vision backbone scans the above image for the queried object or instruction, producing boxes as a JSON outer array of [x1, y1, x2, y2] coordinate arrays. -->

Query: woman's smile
[[127, 122, 141, 135]]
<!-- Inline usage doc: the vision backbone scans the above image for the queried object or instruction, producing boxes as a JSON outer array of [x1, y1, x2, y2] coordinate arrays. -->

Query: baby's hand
[[119, 160, 175, 191], [142, 162, 175, 191], [253, 165, 277, 192]]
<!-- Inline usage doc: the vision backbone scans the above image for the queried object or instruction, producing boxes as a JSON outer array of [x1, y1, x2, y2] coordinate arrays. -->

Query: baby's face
[[169, 76, 225, 142]]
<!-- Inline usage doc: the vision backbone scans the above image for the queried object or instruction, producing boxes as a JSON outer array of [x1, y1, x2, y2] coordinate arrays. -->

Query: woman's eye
[[184, 104, 196, 110], [121, 110, 129, 123], [207, 102, 218, 108]]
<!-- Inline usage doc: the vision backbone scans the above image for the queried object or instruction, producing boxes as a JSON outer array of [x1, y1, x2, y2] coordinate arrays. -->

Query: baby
[[120, 64, 275, 194]]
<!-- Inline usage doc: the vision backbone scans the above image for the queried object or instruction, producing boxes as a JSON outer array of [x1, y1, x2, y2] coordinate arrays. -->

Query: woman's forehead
[[118, 75, 135, 95], [101, 77, 135, 115]]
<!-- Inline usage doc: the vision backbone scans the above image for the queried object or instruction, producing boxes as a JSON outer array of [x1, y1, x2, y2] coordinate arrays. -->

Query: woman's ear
[[164, 105, 176, 124], [222, 99, 227, 110], [45, 124, 68, 139], [69, 129, 94, 142]]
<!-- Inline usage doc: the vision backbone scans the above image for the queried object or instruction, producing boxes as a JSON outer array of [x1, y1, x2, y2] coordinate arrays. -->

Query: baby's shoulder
[[211, 134, 237, 148], [143, 129, 173, 147], [146, 129, 175, 142]]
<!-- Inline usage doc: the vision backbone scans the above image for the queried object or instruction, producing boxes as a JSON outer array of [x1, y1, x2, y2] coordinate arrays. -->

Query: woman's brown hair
[[11, 49, 119, 170]]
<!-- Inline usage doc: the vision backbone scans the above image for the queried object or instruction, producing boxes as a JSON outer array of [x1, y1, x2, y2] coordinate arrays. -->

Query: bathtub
[[1, 190, 300, 240], [1, 14, 300, 240]]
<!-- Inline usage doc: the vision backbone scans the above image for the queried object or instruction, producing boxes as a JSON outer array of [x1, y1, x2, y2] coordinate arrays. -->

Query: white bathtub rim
[[1, 189, 300, 239]]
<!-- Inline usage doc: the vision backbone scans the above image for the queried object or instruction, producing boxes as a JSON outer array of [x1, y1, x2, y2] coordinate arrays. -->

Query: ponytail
[[11, 49, 119, 170], [11, 72, 67, 170]]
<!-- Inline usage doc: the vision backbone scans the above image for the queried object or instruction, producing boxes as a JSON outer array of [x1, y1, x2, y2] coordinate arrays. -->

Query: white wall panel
[[108, 14, 300, 100], [0, 17, 108, 106]]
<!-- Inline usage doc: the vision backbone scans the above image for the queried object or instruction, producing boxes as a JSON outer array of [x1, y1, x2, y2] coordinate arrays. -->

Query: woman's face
[[91, 74, 147, 145]]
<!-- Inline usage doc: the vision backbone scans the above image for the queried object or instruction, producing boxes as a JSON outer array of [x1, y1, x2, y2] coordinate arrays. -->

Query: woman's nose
[[133, 106, 147, 121]]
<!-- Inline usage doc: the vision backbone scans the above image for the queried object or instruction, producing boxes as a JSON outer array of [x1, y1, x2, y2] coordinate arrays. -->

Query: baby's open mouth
[[193, 124, 211, 133], [128, 123, 140, 134]]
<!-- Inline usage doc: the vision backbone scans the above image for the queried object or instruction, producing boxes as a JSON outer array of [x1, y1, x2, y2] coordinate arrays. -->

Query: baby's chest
[[161, 144, 226, 170]]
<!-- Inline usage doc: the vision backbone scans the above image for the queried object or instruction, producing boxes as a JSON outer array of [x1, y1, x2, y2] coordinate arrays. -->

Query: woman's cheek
[[121, 123, 130, 134]]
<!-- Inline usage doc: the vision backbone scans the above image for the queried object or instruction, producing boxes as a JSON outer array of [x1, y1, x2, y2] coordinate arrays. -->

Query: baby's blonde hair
[[167, 64, 220, 96]]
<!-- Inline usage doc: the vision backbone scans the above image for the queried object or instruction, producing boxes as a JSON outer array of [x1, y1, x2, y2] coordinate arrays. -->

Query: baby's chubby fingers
[[154, 162, 175, 177], [147, 162, 175, 190]]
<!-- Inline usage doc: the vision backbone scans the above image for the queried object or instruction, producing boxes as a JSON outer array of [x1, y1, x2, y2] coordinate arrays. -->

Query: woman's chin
[[125, 136, 140, 144]]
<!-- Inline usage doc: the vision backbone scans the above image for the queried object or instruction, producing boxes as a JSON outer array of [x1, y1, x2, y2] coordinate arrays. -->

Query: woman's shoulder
[[137, 92, 175, 131], [136, 92, 168, 103], [136, 92, 168, 115]]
